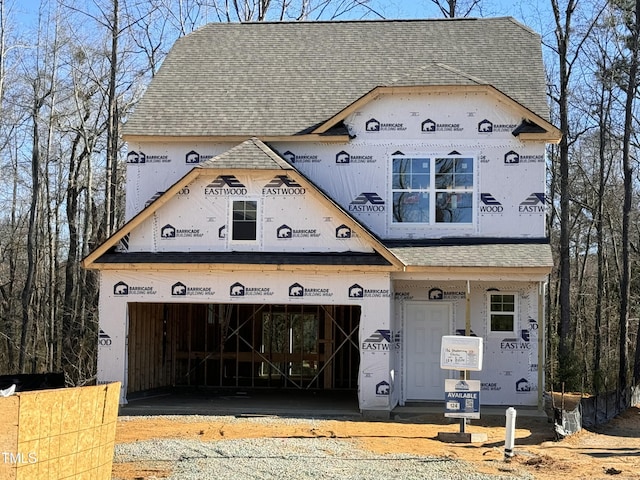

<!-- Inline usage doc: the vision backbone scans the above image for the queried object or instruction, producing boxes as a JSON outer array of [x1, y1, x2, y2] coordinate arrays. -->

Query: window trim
[[228, 197, 261, 244], [390, 154, 476, 226], [487, 292, 518, 335]]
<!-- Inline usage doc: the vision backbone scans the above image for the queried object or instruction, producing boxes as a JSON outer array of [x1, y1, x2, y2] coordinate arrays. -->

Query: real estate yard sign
[[444, 379, 481, 419], [441, 336, 483, 420]]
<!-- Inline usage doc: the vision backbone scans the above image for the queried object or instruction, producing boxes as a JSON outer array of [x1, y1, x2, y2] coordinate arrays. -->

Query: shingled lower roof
[[123, 18, 550, 138], [388, 243, 553, 270]]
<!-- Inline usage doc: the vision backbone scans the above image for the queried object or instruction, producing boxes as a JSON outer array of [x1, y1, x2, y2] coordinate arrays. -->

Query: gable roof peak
[[197, 137, 293, 170]]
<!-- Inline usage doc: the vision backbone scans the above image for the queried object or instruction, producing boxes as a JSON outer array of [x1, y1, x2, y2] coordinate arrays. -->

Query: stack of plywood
[[0, 382, 120, 480]]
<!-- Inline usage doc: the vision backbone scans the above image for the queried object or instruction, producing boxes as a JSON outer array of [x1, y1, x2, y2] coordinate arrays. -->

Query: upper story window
[[488, 293, 517, 333], [231, 200, 257, 241], [391, 155, 474, 224]]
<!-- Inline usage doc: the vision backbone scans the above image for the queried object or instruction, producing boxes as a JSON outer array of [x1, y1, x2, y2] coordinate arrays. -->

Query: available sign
[[440, 335, 483, 371], [444, 379, 481, 419]]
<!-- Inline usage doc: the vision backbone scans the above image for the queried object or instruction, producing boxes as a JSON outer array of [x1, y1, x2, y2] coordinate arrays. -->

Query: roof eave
[[402, 265, 552, 275], [84, 262, 398, 273], [515, 132, 562, 144], [122, 134, 352, 144]]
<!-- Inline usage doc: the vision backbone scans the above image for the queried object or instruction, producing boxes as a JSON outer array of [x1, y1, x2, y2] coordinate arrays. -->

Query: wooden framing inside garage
[[127, 302, 361, 394]]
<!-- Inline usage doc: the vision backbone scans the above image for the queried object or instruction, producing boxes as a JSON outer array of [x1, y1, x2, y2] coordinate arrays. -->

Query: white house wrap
[[84, 18, 560, 414]]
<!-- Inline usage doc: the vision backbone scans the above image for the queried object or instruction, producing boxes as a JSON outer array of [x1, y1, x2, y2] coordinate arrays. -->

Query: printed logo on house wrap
[[428, 288, 443, 300], [478, 119, 518, 133], [289, 282, 332, 298], [519, 193, 545, 213], [126, 151, 146, 164], [171, 281, 213, 296], [185, 150, 214, 164], [281, 151, 319, 164], [376, 381, 390, 396], [518, 154, 545, 163], [365, 117, 406, 132], [262, 176, 305, 195], [479, 193, 504, 213], [335, 224, 352, 239], [515, 378, 537, 393], [99, 330, 112, 346], [500, 332, 532, 350], [127, 151, 168, 163], [349, 284, 390, 298], [362, 329, 391, 350], [113, 281, 156, 296], [349, 193, 385, 212], [421, 118, 463, 133], [335, 150, 374, 164], [160, 224, 203, 238], [504, 150, 520, 164], [204, 175, 248, 195], [482, 382, 502, 391], [276, 224, 320, 239], [229, 282, 273, 297], [362, 330, 401, 352]]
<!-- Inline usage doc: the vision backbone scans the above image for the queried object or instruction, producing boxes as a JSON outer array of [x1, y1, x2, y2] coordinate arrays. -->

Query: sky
[[369, 0, 556, 39], [13, 0, 558, 45]]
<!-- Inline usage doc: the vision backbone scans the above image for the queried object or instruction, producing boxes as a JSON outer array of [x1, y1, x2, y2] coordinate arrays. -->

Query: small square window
[[489, 294, 516, 333]]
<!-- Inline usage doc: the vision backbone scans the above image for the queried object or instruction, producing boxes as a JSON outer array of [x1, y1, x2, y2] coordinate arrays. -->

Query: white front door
[[404, 302, 451, 401]]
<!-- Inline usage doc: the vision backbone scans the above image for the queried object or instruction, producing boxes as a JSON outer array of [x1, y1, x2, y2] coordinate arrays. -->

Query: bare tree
[[430, 0, 481, 17], [615, 0, 640, 390]]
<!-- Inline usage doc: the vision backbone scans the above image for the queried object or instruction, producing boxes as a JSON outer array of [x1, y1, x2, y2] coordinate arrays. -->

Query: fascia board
[[84, 263, 397, 273], [123, 134, 351, 144]]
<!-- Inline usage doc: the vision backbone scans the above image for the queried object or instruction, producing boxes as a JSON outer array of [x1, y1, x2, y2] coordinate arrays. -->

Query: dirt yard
[[113, 403, 640, 480]]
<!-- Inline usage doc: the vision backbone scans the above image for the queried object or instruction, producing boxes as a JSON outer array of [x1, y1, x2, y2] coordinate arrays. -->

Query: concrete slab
[[119, 387, 362, 419]]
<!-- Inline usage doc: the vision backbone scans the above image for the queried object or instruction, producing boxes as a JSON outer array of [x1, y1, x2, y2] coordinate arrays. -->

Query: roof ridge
[[199, 17, 499, 27]]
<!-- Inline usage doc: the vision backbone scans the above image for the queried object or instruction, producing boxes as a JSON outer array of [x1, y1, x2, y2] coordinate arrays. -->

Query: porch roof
[[386, 242, 553, 271]]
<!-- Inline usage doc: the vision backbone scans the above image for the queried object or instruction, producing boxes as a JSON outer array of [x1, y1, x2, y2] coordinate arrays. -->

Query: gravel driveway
[[113, 416, 534, 480]]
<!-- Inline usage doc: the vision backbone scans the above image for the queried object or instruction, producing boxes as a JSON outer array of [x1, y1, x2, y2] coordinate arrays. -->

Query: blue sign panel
[[444, 379, 481, 419]]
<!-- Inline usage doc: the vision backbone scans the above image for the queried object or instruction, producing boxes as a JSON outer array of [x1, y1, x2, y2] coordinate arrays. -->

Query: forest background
[[1, 0, 639, 400]]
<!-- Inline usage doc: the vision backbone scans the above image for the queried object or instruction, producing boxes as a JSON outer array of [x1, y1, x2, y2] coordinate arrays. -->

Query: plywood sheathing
[[0, 382, 120, 480]]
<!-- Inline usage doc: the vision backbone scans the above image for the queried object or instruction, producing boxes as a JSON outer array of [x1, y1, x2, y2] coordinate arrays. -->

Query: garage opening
[[127, 303, 360, 394]]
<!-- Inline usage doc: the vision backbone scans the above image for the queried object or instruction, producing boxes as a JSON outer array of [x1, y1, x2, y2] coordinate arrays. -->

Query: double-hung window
[[231, 200, 258, 241], [391, 155, 474, 224], [488, 293, 517, 333]]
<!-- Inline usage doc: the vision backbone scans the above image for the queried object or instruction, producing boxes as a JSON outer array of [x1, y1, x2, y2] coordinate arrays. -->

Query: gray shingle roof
[[197, 137, 293, 170], [124, 18, 549, 138], [388, 243, 553, 268]]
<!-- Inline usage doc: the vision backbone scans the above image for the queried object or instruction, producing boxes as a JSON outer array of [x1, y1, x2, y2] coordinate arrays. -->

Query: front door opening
[[404, 302, 451, 401]]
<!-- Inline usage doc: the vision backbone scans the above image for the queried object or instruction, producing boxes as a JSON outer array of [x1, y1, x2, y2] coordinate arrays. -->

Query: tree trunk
[[552, 0, 575, 386], [625, 0, 640, 387]]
